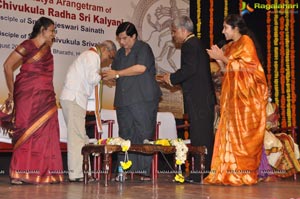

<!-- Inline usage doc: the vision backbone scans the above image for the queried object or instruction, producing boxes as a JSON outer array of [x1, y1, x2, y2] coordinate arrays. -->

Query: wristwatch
[[115, 73, 120, 79]]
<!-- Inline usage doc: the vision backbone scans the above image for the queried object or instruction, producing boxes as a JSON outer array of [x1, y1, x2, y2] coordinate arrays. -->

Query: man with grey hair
[[162, 15, 216, 183], [60, 40, 116, 182]]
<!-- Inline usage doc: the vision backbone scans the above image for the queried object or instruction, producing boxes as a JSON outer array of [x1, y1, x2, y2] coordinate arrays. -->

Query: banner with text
[[0, 0, 189, 118]]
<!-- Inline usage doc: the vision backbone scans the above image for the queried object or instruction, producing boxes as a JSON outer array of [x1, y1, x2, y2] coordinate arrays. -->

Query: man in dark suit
[[162, 15, 216, 182]]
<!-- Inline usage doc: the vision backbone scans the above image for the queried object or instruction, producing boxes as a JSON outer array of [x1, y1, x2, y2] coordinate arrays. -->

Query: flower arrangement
[[97, 137, 188, 183], [98, 137, 132, 170], [154, 138, 188, 183]]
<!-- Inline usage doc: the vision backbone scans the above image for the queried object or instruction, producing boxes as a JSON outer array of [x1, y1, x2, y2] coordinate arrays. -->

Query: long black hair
[[224, 14, 265, 68], [29, 17, 54, 39]]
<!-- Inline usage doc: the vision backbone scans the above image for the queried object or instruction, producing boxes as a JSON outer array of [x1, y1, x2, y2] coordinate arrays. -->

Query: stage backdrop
[[190, 0, 299, 141], [0, 0, 189, 118]]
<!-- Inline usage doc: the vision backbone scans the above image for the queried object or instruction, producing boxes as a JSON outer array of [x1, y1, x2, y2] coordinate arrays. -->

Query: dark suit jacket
[[170, 36, 216, 114], [170, 36, 216, 170]]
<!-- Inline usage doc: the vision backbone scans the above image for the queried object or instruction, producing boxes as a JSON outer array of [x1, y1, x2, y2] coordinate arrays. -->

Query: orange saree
[[204, 35, 268, 185], [9, 40, 64, 184]]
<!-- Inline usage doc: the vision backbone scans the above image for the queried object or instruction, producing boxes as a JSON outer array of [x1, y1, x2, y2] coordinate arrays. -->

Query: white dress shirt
[[60, 47, 101, 110]]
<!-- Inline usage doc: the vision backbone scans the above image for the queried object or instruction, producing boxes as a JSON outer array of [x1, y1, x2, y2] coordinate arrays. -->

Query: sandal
[[11, 179, 23, 185]]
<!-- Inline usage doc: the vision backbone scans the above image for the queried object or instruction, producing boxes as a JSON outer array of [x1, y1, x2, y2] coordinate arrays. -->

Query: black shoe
[[184, 178, 195, 183], [185, 174, 201, 183]]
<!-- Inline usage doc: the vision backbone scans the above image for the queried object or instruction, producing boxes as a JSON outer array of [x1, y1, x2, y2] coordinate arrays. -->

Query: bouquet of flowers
[[154, 138, 188, 183], [98, 137, 132, 170]]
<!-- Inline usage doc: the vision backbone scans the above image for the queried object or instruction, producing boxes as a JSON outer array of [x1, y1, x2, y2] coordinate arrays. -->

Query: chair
[[88, 110, 177, 180], [86, 110, 207, 182], [175, 114, 191, 173], [151, 112, 180, 179], [154, 113, 207, 182], [85, 111, 115, 180]]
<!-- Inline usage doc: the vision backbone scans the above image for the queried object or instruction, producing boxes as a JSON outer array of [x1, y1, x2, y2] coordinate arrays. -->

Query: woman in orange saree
[[204, 14, 268, 186], [2, 17, 64, 184]]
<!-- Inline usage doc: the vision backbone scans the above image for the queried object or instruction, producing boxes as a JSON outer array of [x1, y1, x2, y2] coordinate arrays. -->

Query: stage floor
[[0, 174, 299, 199]]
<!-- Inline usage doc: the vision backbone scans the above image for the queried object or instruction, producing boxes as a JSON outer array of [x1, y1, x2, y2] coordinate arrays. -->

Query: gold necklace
[[183, 33, 195, 43]]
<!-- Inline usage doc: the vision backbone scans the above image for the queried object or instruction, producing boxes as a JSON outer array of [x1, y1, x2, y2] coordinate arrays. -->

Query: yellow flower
[[121, 145, 129, 152], [174, 174, 185, 183], [97, 139, 103, 145], [176, 159, 183, 165], [97, 137, 133, 170], [120, 160, 132, 170], [121, 140, 131, 152], [155, 139, 171, 146], [106, 138, 112, 144]]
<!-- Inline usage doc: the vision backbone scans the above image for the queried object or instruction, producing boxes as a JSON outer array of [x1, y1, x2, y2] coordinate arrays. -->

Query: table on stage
[[81, 144, 207, 186]]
